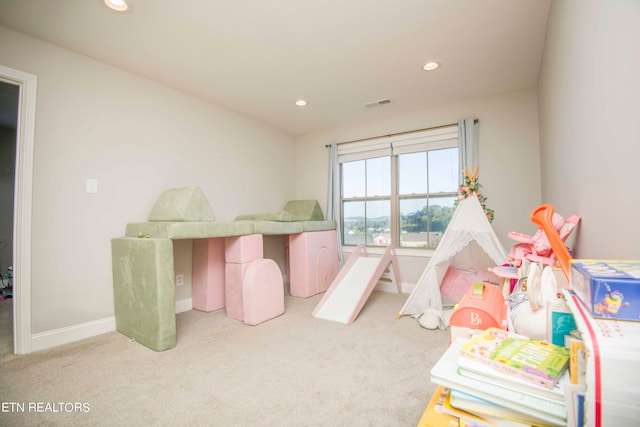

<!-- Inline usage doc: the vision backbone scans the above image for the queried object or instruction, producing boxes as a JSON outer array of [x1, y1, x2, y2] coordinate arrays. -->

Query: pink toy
[[449, 282, 508, 334], [242, 258, 285, 325], [192, 238, 226, 312], [288, 230, 339, 298], [224, 234, 264, 321], [507, 211, 580, 268], [531, 205, 579, 280], [313, 244, 401, 325]]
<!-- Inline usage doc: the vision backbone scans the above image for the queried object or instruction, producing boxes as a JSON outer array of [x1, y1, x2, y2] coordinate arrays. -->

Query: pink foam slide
[[288, 230, 340, 297], [312, 244, 401, 325]]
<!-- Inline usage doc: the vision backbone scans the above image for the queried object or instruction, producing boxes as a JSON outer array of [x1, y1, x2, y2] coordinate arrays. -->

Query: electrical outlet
[[175, 274, 184, 286], [86, 178, 98, 194]]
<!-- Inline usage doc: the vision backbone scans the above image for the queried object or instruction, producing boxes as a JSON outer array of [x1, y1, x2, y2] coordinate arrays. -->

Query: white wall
[[538, 0, 640, 259], [0, 25, 296, 334], [294, 88, 542, 286]]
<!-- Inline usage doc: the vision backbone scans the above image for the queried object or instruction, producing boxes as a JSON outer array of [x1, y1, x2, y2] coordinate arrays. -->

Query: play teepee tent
[[398, 194, 507, 328]]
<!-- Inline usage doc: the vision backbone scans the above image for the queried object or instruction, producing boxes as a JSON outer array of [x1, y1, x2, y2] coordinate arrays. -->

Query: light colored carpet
[[0, 291, 449, 426]]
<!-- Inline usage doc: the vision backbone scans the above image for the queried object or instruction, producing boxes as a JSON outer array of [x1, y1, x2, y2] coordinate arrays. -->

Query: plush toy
[[508, 262, 558, 340], [507, 213, 565, 267], [418, 308, 449, 330]]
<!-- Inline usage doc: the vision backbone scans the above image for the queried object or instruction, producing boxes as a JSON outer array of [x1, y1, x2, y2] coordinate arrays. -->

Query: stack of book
[[427, 328, 573, 427]]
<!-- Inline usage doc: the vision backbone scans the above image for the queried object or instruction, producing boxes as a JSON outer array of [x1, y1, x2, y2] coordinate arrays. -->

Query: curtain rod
[[324, 119, 477, 148]]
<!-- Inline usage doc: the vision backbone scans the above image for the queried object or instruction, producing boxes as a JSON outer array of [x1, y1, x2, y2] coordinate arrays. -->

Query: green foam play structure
[[148, 186, 215, 222], [112, 186, 337, 351], [283, 199, 325, 222], [112, 237, 176, 351]]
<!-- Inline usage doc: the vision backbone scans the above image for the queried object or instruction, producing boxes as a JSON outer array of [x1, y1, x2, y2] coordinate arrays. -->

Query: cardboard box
[[570, 260, 640, 321]]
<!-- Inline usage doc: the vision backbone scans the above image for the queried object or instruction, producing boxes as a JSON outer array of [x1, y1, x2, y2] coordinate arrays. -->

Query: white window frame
[[338, 124, 460, 251]]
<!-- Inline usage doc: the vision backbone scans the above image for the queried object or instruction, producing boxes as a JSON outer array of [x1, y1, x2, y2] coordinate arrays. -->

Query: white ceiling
[[0, 0, 551, 136]]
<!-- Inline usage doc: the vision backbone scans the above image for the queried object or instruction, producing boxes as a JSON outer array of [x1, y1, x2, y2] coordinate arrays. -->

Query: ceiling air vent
[[364, 98, 392, 108]]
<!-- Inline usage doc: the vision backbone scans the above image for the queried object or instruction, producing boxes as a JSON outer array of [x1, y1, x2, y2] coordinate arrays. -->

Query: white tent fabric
[[398, 195, 507, 328]]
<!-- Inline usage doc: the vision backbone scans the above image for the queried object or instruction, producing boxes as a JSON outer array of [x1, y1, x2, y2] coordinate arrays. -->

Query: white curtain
[[458, 117, 479, 183], [326, 142, 344, 266]]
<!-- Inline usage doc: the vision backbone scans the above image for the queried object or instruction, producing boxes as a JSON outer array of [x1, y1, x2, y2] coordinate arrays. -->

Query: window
[[339, 125, 459, 249]]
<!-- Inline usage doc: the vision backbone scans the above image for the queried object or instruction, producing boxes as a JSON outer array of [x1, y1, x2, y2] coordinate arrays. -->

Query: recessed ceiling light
[[422, 61, 440, 71], [295, 99, 308, 107], [104, 0, 130, 12]]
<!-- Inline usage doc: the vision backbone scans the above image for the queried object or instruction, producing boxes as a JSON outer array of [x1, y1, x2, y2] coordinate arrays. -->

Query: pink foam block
[[242, 258, 285, 325], [225, 234, 263, 264], [288, 230, 339, 297], [192, 238, 226, 312], [225, 262, 251, 321]]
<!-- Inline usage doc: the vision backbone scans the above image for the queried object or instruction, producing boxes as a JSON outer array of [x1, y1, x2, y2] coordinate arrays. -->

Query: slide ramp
[[312, 245, 401, 324]]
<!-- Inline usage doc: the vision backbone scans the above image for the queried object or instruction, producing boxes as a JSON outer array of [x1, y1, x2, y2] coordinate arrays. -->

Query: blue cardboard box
[[570, 260, 640, 321]]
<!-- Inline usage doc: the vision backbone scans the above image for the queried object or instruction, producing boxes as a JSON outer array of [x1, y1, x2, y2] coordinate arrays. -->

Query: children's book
[[449, 389, 550, 427], [439, 388, 526, 427], [563, 383, 587, 427], [416, 385, 459, 427], [431, 338, 567, 426], [456, 354, 568, 402], [460, 327, 570, 389], [547, 297, 577, 346], [568, 336, 586, 385]]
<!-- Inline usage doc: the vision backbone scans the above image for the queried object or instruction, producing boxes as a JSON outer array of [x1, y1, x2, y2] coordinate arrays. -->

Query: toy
[[449, 281, 508, 341], [507, 213, 565, 267], [594, 284, 629, 318], [530, 205, 581, 279], [507, 209, 580, 269], [570, 260, 640, 321], [508, 262, 558, 340]]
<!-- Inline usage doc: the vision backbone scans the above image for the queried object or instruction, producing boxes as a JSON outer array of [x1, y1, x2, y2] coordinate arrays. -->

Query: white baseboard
[[375, 281, 415, 294], [175, 298, 193, 314], [29, 298, 194, 353], [31, 316, 116, 353], [27, 286, 414, 353]]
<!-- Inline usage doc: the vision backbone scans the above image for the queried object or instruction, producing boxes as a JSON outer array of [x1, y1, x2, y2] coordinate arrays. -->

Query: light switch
[[86, 179, 98, 194]]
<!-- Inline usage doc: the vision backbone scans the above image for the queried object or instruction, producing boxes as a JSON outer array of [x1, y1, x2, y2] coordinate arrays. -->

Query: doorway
[[0, 80, 18, 357], [0, 64, 37, 355]]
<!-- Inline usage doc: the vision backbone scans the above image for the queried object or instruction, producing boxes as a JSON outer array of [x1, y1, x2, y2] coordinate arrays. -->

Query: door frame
[[0, 64, 37, 355]]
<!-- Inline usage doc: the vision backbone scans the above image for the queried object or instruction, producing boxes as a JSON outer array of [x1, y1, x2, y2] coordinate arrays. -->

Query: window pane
[[399, 196, 456, 248], [342, 160, 365, 198], [428, 147, 459, 193], [427, 196, 456, 248], [342, 200, 365, 245], [398, 152, 427, 195], [366, 157, 391, 196], [366, 200, 390, 247], [399, 198, 427, 248]]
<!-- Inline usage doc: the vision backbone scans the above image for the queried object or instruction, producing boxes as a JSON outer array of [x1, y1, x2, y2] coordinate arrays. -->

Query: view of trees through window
[[341, 145, 459, 249]]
